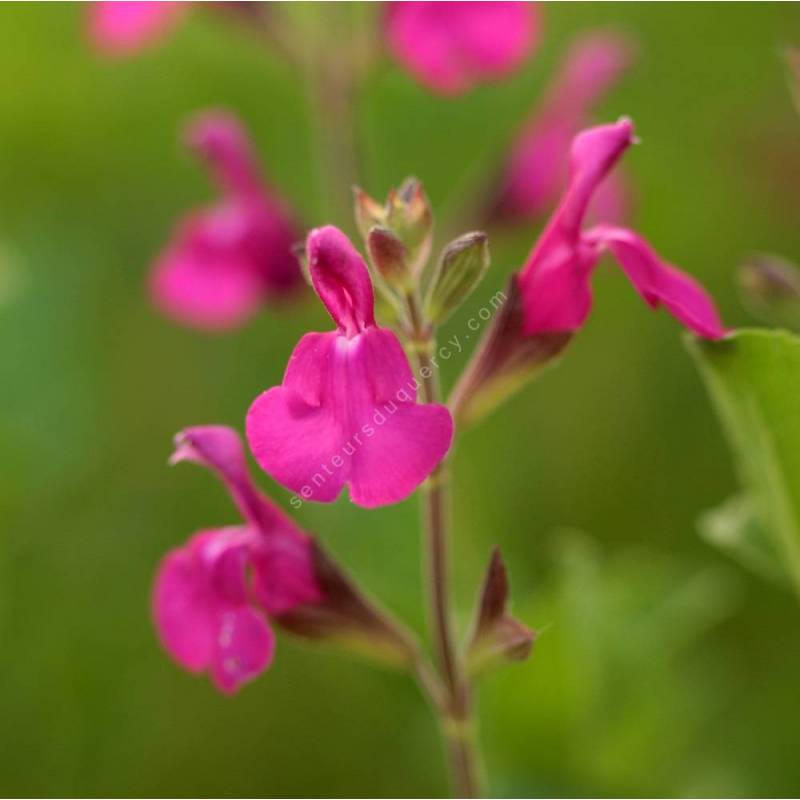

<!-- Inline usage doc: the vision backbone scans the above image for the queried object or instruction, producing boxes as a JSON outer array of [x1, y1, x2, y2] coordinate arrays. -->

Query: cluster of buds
[[355, 179, 490, 330]]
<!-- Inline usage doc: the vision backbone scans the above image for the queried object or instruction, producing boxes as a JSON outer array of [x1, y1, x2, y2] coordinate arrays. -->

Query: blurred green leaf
[[699, 493, 788, 585], [485, 530, 741, 797], [687, 329, 800, 596]]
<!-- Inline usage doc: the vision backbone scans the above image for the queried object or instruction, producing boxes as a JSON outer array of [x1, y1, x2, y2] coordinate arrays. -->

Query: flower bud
[[274, 541, 420, 667], [354, 187, 387, 242], [367, 226, 411, 290], [353, 179, 433, 275], [448, 275, 572, 428], [385, 178, 433, 273], [466, 547, 535, 677], [738, 254, 800, 332], [425, 231, 490, 324]]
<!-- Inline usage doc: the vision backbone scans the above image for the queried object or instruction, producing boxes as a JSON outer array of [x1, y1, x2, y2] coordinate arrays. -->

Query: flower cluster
[[153, 114, 724, 694], [90, 5, 734, 795]]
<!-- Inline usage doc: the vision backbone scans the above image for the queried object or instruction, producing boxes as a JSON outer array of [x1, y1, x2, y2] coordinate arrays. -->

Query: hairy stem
[[407, 295, 484, 798]]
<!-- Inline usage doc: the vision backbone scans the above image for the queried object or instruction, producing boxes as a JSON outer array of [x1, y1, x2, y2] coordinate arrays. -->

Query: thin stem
[[217, 4, 303, 68], [407, 293, 484, 798], [304, 6, 363, 230], [425, 458, 459, 693]]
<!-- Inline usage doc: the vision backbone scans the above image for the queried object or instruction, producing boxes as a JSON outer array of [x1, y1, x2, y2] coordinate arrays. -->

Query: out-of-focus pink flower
[[498, 32, 634, 220], [149, 111, 301, 330], [587, 169, 631, 227], [385, 1, 540, 95], [246, 226, 453, 508], [153, 426, 322, 693], [517, 118, 725, 338], [88, 2, 187, 56]]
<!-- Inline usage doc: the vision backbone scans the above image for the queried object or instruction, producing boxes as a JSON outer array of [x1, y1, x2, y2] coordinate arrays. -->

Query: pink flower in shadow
[[246, 226, 453, 508], [153, 426, 321, 693], [149, 111, 301, 330], [385, 1, 540, 95]]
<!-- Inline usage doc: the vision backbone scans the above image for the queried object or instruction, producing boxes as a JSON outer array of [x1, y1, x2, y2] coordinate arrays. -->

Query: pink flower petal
[[347, 402, 454, 508], [250, 534, 322, 616], [586, 225, 727, 339], [346, 326, 453, 507], [185, 113, 301, 289], [245, 394, 346, 501], [88, 1, 186, 56], [247, 327, 453, 508], [385, 1, 539, 95], [500, 115, 576, 220], [518, 119, 635, 334], [556, 117, 635, 236], [210, 606, 276, 694], [307, 226, 376, 336], [500, 32, 634, 218], [153, 528, 275, 694], [185, 111, 267, 202], [587, 169, 631, 227], [552, 32, 634, 116], [170, 426, 323, 611], [149, 206, 270, 330]]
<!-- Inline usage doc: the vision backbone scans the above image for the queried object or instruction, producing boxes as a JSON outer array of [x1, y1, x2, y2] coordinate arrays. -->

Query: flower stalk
[[405, 291, 484, 798], [302, 5, 364, 230]]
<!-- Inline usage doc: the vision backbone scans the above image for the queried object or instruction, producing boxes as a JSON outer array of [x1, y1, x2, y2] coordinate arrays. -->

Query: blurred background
[[2, 2, 800, 796]]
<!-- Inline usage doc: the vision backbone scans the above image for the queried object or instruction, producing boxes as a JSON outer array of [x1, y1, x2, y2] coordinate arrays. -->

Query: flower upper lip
[[307, 225, 376, 337], [516, 119, 725, 339]]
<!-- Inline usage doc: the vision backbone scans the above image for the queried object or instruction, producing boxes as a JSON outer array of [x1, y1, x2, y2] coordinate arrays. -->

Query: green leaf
[[698, 493, 787, 585], [687, 328, 800, 596]]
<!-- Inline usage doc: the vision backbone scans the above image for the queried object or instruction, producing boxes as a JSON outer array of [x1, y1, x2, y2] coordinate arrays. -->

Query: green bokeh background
[[2, 2, 800, 796]]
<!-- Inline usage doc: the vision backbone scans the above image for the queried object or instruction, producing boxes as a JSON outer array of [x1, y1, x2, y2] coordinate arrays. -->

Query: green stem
[[304, 6, 363, 230], [407, 294, 484, 798]]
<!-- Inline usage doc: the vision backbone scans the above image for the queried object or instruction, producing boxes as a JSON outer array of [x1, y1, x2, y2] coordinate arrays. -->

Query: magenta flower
[[246, 226, 453, 508], [518, 118, 725, 338], [153, 425, 322, 693], [88, 2, 187, 56], [149, 111, 301, 330], [498, 32, 634, 220], [385, 1, 540, 95]]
